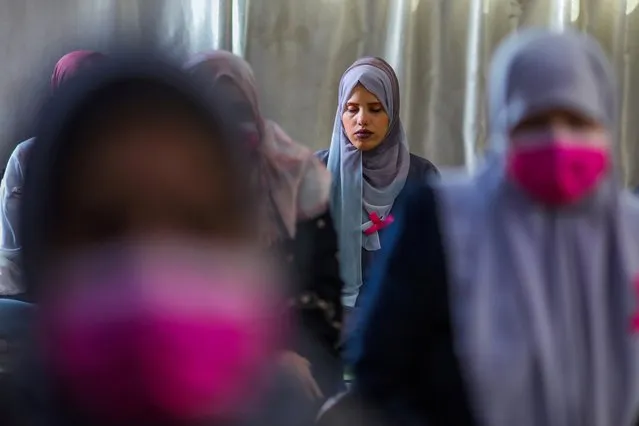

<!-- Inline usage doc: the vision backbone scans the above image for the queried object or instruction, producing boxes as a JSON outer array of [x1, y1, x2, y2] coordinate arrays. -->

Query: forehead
[[346, 84, 381, 102], [58, 85, 229, 180], [59, 109, 235, 216], [341, 66, 390, 104], [90, 110, 215, 151], [66, 111, 226, 194]]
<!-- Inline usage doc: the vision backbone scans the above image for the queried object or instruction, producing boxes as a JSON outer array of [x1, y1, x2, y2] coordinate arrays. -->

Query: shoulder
[[432, 172, 484, 232], [13, 139, 34, 156], [393, 174, 481, 256], [15, 138, 35, 150], [315, 149, 329, 166], [408, 153, 439, 181], [387, 181, 441, 241], [434, 171, 480, 205], [296, 155, 331, 220], [8, 139, 35, 166]]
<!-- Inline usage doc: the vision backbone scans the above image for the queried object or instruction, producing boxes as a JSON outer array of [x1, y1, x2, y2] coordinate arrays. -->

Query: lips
[[354, 130, 373, 139]]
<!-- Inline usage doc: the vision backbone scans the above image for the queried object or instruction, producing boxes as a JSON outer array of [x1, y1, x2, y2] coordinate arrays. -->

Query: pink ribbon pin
[[363, 212, 394, 236]]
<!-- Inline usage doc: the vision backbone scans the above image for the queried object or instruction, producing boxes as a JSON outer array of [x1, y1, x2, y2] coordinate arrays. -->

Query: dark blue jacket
[[348, 183, 476, 425], [315, 150, 439, 307]]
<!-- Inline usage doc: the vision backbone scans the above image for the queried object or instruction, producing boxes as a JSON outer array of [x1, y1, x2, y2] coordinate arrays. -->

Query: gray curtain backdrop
[[0, 0, 638, 184]]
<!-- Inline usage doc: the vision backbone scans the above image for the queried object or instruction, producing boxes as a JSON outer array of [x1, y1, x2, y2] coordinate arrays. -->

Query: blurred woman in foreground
[[1, 56, 301, 426], [338, 29, 639, 425], [0, 50, 106, 299], [186, 51, 344, 409]]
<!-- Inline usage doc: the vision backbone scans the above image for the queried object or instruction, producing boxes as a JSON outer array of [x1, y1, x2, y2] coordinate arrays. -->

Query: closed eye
[[344, 104, 385, 114], [368, 102, 384, 113]]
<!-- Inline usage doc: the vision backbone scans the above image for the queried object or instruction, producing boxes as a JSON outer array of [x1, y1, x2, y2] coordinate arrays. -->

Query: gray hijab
[[437, 28, 639, 426], [327, 57, 410, 307]]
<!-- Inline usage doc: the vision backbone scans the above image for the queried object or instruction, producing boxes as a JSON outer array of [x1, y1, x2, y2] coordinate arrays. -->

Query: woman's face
[[510, 108, 608, 148], [54, 101, 247, 251], [341, 84, 389, 152]]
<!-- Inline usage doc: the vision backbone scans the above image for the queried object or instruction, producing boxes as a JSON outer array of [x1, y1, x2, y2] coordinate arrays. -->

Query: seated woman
[[1, 55, 312, 426], [316, 57, 438, 332], [185, 51, 345, 408], [0, 50, 106, 300], [345, 29, 639, 426]]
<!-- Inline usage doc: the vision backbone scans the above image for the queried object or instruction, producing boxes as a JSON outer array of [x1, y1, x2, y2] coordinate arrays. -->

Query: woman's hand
[[279, 350, 324, 401]]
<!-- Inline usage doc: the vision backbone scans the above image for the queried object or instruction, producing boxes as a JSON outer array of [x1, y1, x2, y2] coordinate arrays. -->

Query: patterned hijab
[[327, 57, 410, 307], [185, 51, 331, 245], [51, 51, 106, 90], [437, 28, 639, 426]]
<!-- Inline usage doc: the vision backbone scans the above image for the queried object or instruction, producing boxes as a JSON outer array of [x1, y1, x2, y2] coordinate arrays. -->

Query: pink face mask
[[39, 243, 284, 424], [506, 140, 610, 205]]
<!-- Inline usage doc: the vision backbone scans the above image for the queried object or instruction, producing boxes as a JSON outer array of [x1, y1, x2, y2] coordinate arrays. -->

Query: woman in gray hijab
[[341, 29, 639, 426], [316, 57, 438, 325]]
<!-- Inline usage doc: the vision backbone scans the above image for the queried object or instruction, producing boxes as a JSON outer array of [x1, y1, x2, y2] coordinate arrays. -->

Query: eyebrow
[[346, 101, 383, 106]]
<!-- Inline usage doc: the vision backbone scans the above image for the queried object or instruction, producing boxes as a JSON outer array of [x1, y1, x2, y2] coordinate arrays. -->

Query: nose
[[356, 110, 370, 126], [547, 119, 573, 139]]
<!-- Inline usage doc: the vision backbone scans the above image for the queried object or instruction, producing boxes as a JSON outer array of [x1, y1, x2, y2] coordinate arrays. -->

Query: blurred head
[[29, 62, 253, 267], [487, 29, 616, 205], [186, 51, 262, 149], [51, 50, 106, 90], [338, 58, 399, 152], [489, 28, 615, 149], [20, 57, 281, 425], [53, 82, 248, 253]]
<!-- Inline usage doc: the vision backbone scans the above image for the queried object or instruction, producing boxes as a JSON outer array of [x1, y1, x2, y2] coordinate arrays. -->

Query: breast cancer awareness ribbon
[[363, 212, 394, 236]]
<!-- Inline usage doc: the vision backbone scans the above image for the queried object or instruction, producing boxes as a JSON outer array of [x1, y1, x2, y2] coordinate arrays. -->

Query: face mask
[[39, 242, 284, 424], [506, 140, 610, 206]]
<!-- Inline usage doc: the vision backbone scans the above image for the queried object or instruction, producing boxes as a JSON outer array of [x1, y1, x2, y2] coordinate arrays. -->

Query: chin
[[355, 140, 382, 152]]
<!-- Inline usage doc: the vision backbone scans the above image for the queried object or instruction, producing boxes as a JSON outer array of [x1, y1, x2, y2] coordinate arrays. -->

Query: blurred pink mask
[[40, 242, 284, 424], [506, 137, 609, 205]]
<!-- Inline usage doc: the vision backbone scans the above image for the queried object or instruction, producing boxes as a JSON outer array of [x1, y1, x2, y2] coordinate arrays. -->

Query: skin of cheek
[[341, 111, 390, 151]]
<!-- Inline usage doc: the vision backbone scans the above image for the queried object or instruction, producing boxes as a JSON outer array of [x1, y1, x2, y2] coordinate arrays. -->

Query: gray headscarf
[[437, 28, 639, 426], [327, 57, 410, 307]]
